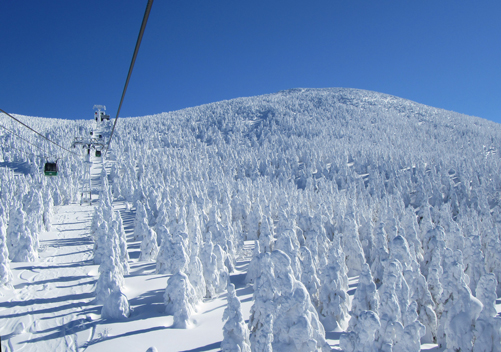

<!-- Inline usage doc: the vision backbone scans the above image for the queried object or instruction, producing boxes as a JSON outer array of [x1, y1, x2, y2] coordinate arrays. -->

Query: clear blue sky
[[1, 1, 500, 123]]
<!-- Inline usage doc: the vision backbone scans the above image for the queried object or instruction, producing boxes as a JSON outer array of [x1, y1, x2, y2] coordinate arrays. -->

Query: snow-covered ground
[[2, 88, 501, 351]]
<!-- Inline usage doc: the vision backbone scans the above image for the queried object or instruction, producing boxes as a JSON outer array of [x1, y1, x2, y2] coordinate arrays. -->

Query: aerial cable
[[0, 122, 54, 158], [104, 0, 154, 157], [0, 108, 79, 157]]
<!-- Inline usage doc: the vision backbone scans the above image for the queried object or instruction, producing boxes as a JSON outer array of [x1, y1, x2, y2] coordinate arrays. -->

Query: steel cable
[[0, 109, 79, 157], [104, 0, 154, 157]]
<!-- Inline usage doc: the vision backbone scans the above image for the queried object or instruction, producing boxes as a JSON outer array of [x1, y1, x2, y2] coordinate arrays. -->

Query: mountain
[[1, 88, 500, 351]]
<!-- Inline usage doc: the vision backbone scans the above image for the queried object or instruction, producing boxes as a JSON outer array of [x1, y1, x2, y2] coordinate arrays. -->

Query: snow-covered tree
[[342, 211, 366, 276], [393, 301, 426, 352], [112, 212, 130, 275], [463, 235, 486, 296], [101, 281, 130, 319], [375, 260, 406, 351], [299, 246, 321, 308], [371, 222, 389, 285], [347, 263, 379, 332], [133, 201, 149, 241], [340, 310, 381, 352], [7, 208, 37, 262], [249, 253, 277, 350], [221, 283, 251, 352], [0, 217, 12, 286], [473, 273, 501, 352], [156, 226, 180, 274], [258, 215, 275, 254], [95, 254, 125, 304], [318, 240, 350, 331], [164, 271, 197, 328], [139, 227, 159, 262], [437, 248, 483, 351]]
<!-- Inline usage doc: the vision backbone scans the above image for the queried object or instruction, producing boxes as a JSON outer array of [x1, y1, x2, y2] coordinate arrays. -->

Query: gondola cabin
[[95, 150, 102, 157], [44, 162, 58, 176]]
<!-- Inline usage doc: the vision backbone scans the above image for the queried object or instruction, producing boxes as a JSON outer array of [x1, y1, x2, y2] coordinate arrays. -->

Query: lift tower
[[72, 127, 106, 205], [93, 105, 110, 122]]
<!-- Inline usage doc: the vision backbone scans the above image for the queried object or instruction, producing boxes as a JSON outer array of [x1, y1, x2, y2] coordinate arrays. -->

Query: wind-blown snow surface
[[1, 88, 501, 351]]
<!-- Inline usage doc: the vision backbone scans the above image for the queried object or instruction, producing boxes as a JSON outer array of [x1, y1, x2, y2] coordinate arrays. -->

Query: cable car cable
[[0, 122, 54, 158], [0, 109, 79, 157], [104, 0, 154, 157]]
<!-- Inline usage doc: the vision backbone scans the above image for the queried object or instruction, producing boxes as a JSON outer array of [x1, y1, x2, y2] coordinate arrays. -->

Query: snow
[[2, 87, 501, 351]]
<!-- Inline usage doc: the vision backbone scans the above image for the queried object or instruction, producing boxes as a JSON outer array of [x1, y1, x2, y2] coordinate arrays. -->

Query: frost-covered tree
[[139, 227, 159, 262], [400, 207, 423, 263], [93, 221, 109, 265], [133, 201, 149, 241], [473, 273, 501, 352], [249, 250, 329, 352], [187, 249, 206, 305], [112, 212, 130, 275], [342, 212, 366, 276], [7, 207, 37, 262], [42, 187, 53, 232], [318, 240, 350, 331], [156, 226, 182, 274], [437, 248, 483, 351], [340, 310, 381, 352], [375, 260, 406, 351], [275, 228, 301, 280], [252, 313, 273, 352], [258, 215, 275, 254], [388, 235, 413, 272], [405, 257, 437, 344], [299, 246, 321, 308], [393, 301, 425, 352], [273, 280, 330, 352], [200, 231, 219, 298], [271, 250, 330, 352], [347, 263, 379, 332], [371, 222, 389, 285], [221, 283, 251, 352], [164, 271, 197, 328], [245, 240, 263, 285], [213, 243, 230, 293], [101, 280, 130, 319], [463, 235, 486, 296], [23, 188, 44, 236], [0, 217, 12, 286], [249, 253, 277, 350], [95, 253, 125, 304]]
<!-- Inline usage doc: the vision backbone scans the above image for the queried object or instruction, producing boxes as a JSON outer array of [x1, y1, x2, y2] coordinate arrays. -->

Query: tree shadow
[[0, 291, 95, 316], [129, 262, 156, 276], [0, 161, 31, 175], [21, 309, 100, 344], [126, 288, 166, 319], [179, 341, 221, 352], [41, 237, 93, 247], [326, 331, 344, 340], [14, 275, 95, 289], [235, 285, 253, 298], [15, 260, 94, 271], [51, 249, 93, 258], [79, 325, 171, 349]]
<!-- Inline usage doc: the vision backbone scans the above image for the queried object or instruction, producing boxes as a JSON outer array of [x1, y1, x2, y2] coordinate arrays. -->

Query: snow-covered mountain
[[1, 88, 500, 351]]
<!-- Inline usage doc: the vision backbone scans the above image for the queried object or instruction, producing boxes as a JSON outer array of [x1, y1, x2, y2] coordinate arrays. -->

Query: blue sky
[[1, 1, 500, 123]]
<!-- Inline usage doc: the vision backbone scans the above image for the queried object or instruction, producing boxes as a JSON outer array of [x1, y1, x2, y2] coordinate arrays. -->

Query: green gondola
[[95, 150, 102, 157], [44, 162, 58, 176]]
